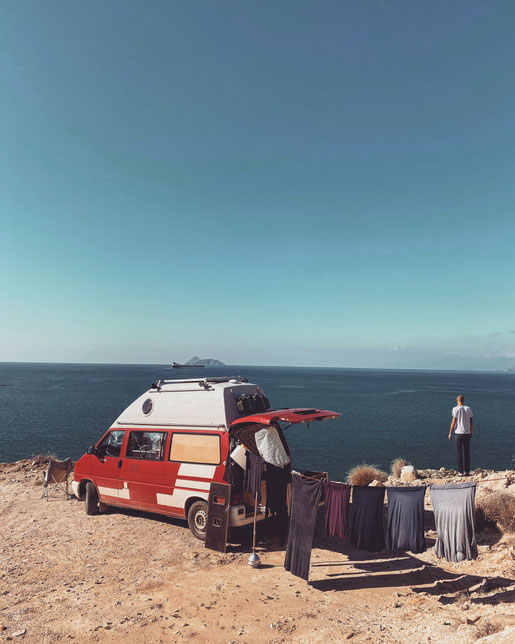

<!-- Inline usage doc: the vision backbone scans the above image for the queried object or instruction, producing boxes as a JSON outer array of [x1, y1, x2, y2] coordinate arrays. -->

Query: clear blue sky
[[2, 0, 515, 369]]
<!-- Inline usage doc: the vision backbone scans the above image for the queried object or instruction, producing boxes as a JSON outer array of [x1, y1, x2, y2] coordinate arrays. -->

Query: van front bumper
[[229, 504, 266, 527]]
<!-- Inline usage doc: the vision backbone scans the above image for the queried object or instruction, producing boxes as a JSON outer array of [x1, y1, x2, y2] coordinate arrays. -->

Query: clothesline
[[475, 475, 513, 484], [293, 473, 513, 486], [291, 470, 327, 482]]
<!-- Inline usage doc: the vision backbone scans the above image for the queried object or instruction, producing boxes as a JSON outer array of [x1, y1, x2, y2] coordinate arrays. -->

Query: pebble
[[12, 630, 26, 637]]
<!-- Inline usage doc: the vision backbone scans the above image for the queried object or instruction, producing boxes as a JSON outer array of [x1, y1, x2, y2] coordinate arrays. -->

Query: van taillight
[[230, 492, 243, 505]]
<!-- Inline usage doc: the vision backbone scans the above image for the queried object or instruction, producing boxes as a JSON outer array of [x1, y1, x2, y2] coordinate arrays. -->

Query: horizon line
[[0, 360, 512, 374]]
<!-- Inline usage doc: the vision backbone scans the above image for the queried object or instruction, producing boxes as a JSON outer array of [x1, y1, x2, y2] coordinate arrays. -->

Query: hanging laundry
[[244, 451, 265, 502], [430, 482, 478, 562], [386, 486, 426, 554], [284, 474, 323, 581], [323, 481, 351, 539], [254, 426, 290, 467], [350, 486, 385, 552]]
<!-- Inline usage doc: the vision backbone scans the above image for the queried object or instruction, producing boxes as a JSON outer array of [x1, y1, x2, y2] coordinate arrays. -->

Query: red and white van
[[72, 376, 339, 539]]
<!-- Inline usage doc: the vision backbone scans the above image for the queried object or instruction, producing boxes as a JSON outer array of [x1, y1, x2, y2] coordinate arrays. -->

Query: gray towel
[[430, 482, 477, 562]]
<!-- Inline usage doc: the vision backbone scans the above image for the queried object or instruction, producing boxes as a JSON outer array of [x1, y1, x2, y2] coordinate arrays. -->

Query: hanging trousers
[[456, 434, 471, 474], [284, 475, 323, 581]]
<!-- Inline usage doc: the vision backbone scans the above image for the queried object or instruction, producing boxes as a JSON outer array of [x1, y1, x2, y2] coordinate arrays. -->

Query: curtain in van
[[255, 426, 290, 467], [284, 474, 323, 581], [385, 486, 426, 554]]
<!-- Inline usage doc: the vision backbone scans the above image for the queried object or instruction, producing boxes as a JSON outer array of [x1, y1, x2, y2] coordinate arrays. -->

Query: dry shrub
[[31, 454, 54, 465], [476, 490, 515, 533], [391, 458, 408, 479], [474, 620, 503, 639], [347, 464, 388, 486]]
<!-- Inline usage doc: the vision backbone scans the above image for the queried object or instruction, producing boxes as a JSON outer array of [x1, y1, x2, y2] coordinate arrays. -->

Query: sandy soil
[[1, 461, 514, 644]]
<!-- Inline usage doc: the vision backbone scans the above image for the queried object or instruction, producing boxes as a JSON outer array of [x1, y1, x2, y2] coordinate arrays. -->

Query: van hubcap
[[195, 509, 207, 533]]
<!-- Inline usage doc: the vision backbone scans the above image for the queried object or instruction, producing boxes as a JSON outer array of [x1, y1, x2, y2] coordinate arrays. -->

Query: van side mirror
[[87, 445, 97, 455]]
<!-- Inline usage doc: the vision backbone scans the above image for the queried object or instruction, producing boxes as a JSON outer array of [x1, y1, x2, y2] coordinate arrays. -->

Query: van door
[[161, 431, 226, 517], [90, 429, 125, 504], [118, 430, 167, 510]]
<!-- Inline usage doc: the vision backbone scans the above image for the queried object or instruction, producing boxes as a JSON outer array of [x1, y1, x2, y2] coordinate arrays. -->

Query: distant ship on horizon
[[171, 361, 205, 369]]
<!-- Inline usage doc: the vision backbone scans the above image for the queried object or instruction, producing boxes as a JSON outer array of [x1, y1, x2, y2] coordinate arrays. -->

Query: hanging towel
[[254, 426, 291, 467], [386, 486, 426, 554], [323, 481, 351, 539], [284, 474, 323, 581], [350, 486, 385, 552], [430, 482, 477, 562], [244, 451, 265, 502]]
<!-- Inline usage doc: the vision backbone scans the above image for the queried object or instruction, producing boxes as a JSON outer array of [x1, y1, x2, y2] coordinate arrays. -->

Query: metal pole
[[248, 491, 261, 568], [252, 491, 258, 553]]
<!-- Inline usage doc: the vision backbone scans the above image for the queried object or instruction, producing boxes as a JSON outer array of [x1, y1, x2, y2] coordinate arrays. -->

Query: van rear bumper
[[229, 504, 265, 527]]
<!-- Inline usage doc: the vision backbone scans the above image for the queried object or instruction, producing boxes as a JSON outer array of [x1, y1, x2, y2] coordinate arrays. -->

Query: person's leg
[[456, 435, 464, 474], [463, 434, 471, 475]]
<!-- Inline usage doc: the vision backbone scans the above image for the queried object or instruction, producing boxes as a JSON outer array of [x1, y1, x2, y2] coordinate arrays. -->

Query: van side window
[[170, 433, 221, 465], [126, 431, 166, 461], [97, 430, 125, 458]]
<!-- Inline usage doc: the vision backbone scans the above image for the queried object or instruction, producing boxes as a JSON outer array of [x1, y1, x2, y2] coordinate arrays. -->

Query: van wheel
[[85, 482, 99, 515], [188, 500, 208, 540]]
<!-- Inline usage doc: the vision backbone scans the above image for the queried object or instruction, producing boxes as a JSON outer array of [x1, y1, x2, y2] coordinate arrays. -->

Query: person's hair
[[457, 394, 465, 404]]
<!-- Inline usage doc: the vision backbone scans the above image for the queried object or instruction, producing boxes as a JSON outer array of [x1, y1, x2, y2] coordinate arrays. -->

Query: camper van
[[72, 376, 339, 539]]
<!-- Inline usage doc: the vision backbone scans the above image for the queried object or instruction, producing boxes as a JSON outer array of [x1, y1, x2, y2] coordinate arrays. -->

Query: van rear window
[[169, 433, 221, 465]]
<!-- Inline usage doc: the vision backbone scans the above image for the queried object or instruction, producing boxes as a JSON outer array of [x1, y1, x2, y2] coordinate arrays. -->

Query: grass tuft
[[347, 464, 388, 486], [476, 490, 515, 533], [390, 458, 408, 479], [474, 620, 503, 639]]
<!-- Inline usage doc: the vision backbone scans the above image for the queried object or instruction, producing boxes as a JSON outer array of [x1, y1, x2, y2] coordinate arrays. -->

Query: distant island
[[171, 356, 226, 369]]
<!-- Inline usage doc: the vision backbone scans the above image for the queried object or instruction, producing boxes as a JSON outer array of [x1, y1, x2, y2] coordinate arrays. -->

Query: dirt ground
[[1, 461, 514, 644]]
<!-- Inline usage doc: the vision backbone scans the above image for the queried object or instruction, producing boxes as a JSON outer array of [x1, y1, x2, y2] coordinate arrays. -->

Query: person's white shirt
[[452, 405, 473, 434]]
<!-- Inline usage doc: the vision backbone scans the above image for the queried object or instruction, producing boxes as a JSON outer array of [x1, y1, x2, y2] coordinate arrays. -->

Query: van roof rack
[[151, 376, 249, 390]]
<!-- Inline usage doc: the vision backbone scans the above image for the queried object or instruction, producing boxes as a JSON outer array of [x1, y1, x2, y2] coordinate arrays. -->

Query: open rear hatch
[[230, 408, 341, 429]]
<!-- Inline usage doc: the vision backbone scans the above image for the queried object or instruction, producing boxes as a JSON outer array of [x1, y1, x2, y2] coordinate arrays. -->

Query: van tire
[[85, 482, 99, 515], [188, 500, 209, 540]]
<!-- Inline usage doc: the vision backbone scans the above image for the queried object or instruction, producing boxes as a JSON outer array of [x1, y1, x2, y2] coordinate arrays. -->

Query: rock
[[401, 466, 418, 482], [12, 630, 26, 637], [368, 480, 384, 487], [343, 632, 355, 640]]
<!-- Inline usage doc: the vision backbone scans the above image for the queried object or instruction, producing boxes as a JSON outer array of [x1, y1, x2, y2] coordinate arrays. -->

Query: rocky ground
[[1, 460, 514, 643]]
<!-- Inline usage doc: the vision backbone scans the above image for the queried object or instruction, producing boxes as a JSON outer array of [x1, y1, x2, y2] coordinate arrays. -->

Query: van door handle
[[118, 460, 122, 468]]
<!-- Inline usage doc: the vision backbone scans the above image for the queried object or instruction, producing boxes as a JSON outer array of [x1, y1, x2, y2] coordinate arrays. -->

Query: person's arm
[[469, 417, 473, 437], [449, 417, 456, 440]]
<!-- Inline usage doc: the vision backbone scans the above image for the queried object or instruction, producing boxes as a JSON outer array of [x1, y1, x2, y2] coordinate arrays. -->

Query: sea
[[1, 363, 514, 481]]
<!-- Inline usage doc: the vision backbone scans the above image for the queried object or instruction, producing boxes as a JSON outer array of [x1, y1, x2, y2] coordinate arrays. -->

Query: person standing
[[448, 395, 473, 476]]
